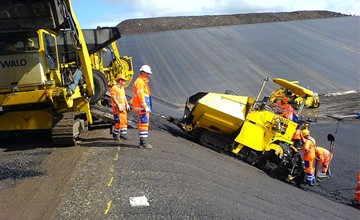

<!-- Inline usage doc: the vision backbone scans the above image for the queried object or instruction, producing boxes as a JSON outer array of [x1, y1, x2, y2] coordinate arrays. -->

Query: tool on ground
[[322, 114, 344, 177]]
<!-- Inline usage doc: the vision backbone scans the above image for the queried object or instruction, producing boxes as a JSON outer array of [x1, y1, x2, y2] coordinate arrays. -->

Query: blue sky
[[71, 0, 360, 29]]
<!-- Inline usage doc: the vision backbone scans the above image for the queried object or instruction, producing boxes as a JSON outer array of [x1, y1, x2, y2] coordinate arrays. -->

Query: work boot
[[317, 172, 329, 179], [317, 177, 325, 182], [113, 134, 120, 140], [120, 135, 129, 140], [308, 182, 318, 187], [139, 140, 152, 149], [352, 199, 360, 209]]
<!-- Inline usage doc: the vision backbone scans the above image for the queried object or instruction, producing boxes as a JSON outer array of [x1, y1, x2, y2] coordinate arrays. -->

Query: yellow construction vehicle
[[57, 27, 134, 122], [0, 0, 131, 145], [88, 40, 134, 105], [169, 78, 316, 185], [90, 41, 134, 88], [269, 81, 320, 109], [56, 26, 134, 106]]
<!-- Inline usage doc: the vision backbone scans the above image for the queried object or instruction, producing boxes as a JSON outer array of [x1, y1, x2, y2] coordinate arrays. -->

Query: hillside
[[118, 10, 349, 34]]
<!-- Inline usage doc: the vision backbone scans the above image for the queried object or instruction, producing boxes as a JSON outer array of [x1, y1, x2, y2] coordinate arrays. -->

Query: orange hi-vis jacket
[[315, 146, 333, 173], [292, 129, 304, 141], [303, 136, 316, 174], [132, 75, 152, 113], [315, 147, 332, 164], [303, 137, 316, 155], [279, 103, 296, 120], [110, 85, 127, 114], [292, 129, 305, 148]]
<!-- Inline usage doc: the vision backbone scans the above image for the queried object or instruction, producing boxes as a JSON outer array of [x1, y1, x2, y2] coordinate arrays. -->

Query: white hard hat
[[140, 65, 152, 74]]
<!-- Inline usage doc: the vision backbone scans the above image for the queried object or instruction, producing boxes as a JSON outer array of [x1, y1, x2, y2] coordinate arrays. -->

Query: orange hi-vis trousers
[[113, 111, 128, 137], [303, 137, 316, 174], [138, 112, 150, 142]]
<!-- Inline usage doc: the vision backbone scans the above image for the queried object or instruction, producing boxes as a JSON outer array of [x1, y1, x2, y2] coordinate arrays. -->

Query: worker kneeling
[[302, 129, 316, 186], [315, 146, 333, 179]]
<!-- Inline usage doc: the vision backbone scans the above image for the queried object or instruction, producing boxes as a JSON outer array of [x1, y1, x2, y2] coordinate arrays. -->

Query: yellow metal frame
[[269, 78, 320, 108], [232, 106, 298, 157], [0, 110, 53, 130], [90, 41, 134, 87], [65, 0, 94, 97]]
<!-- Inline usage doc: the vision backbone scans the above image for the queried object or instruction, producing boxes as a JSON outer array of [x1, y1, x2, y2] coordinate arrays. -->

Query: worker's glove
[[140, 103, 149, 113], [118, 104, 124, 112], [126, 105, 130, 112]]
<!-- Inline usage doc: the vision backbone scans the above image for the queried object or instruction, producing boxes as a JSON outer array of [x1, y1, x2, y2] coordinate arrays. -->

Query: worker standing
[[315, 146, 333, 178], [353, 170, 360, 209], [132, 65, 153, 149], [110, 74, 130, 140], [302, 129, 316, 186]]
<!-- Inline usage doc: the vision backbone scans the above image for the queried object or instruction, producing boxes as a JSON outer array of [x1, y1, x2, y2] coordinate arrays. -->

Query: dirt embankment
[[118, 10, 349, 34]]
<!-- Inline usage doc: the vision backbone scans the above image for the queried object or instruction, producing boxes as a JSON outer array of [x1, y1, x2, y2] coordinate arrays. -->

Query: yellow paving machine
[[169, 78, 316, 184]]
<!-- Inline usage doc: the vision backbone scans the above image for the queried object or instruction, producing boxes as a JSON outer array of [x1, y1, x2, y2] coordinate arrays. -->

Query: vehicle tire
[[312, 101, 320, 108], [90, 70, 108, 104]]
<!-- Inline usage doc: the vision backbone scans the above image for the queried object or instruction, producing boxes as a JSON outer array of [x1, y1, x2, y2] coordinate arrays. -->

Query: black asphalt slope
[[57, 116, 359, 219], [119, 16, 359, 113], [105, 129, 358, 219], [309, 121, 360, 204]]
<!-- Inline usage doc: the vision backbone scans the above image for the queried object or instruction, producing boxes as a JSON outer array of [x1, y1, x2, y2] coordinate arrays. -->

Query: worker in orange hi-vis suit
[[302, 129, 316, 186], [292, 123, 309, 149], [110, 74, 130, 140], [132, 65, 153, 149], [352, 170, 360, 209], [279, 96, 297, 120], [269, 97, 282, 108], [315, 146, 333, 178]]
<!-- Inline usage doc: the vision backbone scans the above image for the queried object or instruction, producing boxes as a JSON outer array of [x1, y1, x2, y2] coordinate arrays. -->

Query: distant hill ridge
[[118, 10, 349, 34]]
